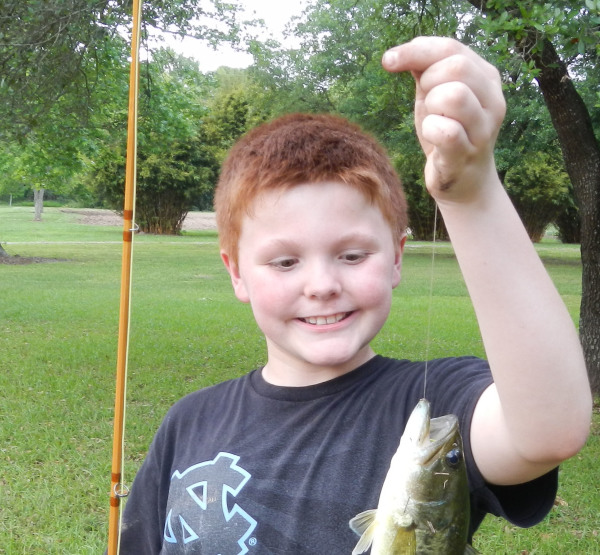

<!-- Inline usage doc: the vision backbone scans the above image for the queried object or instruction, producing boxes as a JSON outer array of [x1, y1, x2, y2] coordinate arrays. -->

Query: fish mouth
[[419, 414, 459, 466], [403, 399, 459, 467], [299, 312, 352, 326]]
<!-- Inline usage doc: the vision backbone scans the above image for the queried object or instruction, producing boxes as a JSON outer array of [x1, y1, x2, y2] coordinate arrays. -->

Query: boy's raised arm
[[382, 37, 591, 485]]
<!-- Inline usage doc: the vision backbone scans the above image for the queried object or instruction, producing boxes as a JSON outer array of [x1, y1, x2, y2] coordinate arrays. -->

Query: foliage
[[246, 40, 338, 117], [89, 49, 221, 233], [0, 0, 122, 139], [247, 0, 586, 243], [138, 140, 217, 233], [93, 134, 217, 234], [0, 143, 28, 201], [0, 111, 88, 213], [0, 0, 240, 139], [0, 0, 243, 223], [493, 79, 580, 242], [391, 120, 448, 241], [471, 0, 600, 64], [203, 69, 264, 165], [247, 0, 462, 235], [504, 152, 571, 242], [554, 188, 581, 244]]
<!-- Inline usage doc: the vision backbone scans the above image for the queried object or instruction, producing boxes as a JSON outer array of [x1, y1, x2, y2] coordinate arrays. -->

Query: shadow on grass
[[0, 244, 67, 265]]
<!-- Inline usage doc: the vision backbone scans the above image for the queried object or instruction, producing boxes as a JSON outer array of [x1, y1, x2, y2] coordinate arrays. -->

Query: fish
[[349, 398, 478, 554]]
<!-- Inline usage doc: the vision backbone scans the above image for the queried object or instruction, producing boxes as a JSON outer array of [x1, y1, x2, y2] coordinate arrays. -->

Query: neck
[[261, 347, 376, 387]]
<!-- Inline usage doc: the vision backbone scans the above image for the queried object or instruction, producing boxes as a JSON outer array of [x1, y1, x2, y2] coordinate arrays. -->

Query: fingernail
[[382, 50, 399, 67]]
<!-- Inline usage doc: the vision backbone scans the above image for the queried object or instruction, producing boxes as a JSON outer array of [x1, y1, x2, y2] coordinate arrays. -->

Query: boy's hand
[[382, 37, 506, 203]]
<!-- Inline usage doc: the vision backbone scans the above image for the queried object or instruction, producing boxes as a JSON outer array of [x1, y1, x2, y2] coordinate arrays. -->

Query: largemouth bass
[[349, 398, 477, 554]]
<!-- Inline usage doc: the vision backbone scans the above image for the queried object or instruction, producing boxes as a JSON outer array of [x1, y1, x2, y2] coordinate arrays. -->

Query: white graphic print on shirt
[[162, 452, 257, 554]]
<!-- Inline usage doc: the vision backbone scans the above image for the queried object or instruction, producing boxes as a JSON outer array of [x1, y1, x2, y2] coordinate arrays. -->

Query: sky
[[165, 0, 306, 72]]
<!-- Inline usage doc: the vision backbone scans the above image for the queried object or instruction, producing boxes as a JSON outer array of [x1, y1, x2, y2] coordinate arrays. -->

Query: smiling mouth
[[299, 312, 351, 326]]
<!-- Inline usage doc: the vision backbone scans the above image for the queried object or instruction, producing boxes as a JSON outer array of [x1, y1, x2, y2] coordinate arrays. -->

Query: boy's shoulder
[[167, 370, 257, 417]]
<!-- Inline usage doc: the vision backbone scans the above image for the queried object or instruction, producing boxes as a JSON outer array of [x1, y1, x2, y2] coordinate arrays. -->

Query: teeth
[[304, 313, 347, 325]]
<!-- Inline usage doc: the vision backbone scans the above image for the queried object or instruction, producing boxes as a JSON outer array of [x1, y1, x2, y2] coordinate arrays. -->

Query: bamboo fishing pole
[[107, 0, 143, 552]]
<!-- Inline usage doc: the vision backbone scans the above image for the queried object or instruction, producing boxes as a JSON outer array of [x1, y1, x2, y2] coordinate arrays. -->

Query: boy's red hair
[[214, 113, 408, 263]]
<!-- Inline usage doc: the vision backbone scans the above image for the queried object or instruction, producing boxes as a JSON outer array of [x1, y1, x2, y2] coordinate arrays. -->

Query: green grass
[[0, 206, 597, 553]]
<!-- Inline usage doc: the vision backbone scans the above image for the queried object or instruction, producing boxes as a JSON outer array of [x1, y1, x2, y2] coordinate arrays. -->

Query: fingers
[[382, 36, 485, 75], [382, 36, 506, 199], [417, 55, 504, 118], [383, 37, 505, 134], [420, 113, 471, 157], [422, 80, 494, 148]]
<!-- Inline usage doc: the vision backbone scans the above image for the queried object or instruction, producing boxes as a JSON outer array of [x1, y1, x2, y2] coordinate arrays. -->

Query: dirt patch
[[0, 254, 66, 265], [60, 208, 217, 231]]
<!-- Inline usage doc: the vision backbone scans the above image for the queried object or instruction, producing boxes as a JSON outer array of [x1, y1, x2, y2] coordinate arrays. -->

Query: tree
[[247, 40, 339, 117], [0, 143, 28, 204], [204, 72, 254, 164], [0, 0, 242, 242], [495, 79, 577, 241], [504, 152, 571, 242], [94, 131, 218, 234], [0, 0, 240, 140], [90, 49, 220, 232], [201, 67, 278, 167], [0, 119, 85, 220]]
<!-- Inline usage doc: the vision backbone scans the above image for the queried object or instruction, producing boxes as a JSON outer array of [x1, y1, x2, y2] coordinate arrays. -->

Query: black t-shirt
[[118, 355, 557, 554]]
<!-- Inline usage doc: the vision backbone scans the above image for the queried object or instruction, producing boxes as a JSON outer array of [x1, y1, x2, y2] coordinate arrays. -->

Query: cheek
[[364, 283, 394, 316], [246, 281, 297, 339], [246, 275, 296, 316], [356, 264, 396, 306]]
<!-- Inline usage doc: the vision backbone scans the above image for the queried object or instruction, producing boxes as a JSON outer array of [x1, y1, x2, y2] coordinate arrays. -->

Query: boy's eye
[[341, 251, 368, 264], [269, 257, 298, 270]]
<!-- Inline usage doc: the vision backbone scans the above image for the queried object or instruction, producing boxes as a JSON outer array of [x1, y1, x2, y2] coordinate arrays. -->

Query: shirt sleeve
[[117, 418, 171, 554], [424, 357, 559, 538], [471, 469, 558, 531]]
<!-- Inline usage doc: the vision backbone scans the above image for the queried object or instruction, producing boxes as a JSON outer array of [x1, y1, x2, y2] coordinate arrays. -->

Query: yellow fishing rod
[[107, 0, 142, 552]]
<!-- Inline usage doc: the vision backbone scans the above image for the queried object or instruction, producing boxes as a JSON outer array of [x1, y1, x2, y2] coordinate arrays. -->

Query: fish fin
[[464, 544, 480, 554], [349, 510, 378, 554], [351, 523, 377, 555], [349, 509, 377, 536]]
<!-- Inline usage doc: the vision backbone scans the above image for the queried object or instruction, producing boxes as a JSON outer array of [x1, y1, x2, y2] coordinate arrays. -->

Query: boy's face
[[222, 182, 405, 385]]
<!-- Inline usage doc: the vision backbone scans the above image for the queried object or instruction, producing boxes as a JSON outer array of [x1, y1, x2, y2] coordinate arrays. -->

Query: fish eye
[[445, 448, 462, 467]]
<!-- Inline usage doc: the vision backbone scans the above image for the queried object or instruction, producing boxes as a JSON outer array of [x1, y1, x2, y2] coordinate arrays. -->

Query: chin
[[302, 348, 370, 371]]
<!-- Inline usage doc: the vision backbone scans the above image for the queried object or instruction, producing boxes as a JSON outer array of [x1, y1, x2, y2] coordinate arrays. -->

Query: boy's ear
[[391, 235, 407, 289], [220, 251, 250, 303]]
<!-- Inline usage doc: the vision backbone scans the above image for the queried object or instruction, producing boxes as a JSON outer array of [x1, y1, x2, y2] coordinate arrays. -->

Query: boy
[[117, 37, 591, 553]]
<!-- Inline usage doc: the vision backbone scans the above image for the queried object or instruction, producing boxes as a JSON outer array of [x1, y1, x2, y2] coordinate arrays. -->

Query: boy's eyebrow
[[335, 231, 382, 247], [259, 231, 382, 252]]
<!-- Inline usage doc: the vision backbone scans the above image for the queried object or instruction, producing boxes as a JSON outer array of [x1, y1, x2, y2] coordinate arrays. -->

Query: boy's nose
[[303, 262, 342, 300]]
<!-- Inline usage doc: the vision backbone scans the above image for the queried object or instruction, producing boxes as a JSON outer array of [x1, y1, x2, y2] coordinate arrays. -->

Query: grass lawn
[[0, 205, 597, 553]]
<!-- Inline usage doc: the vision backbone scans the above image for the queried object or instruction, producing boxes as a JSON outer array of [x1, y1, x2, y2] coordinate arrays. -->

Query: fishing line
[[422, 202, 439, 400]]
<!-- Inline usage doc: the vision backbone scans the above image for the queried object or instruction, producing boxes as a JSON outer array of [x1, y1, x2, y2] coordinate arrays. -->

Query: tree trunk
[[467, 1, 600, 395], [33, 188, 44, 221]]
